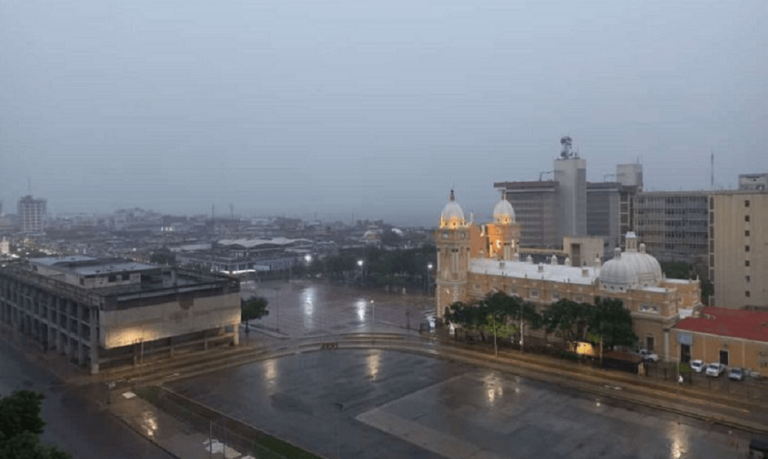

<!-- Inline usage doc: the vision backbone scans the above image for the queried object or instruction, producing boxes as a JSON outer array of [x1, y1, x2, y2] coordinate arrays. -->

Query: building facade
[[0, 256, 241, 374], [494, 181, 559, 248], [435, 191, 702, 362], [18, 195, 47, 234], [709, 192, 768, 309], [672, 307, 768, 374], [632, 191, 709, 266]]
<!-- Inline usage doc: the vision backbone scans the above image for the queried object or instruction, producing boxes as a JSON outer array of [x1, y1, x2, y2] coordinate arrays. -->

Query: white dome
[[440, 190, 466, 228], [493, 198, 516, 224], [599, 239, 663, 291], [600, 250, 640, 291]]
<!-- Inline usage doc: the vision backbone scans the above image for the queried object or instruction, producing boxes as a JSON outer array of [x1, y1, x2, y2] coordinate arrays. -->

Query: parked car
[[690, 360, 706, 373], [637, 349, 659, 362], [705, 363, 726, 377], [728, 367, 744, 381]]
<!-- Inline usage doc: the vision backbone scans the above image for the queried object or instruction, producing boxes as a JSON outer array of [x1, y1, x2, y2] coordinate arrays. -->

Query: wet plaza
[[241, 279, 435, 339], [168, 349, 751, 459]]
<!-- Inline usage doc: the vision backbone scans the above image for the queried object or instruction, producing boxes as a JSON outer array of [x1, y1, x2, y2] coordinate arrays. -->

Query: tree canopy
[[241, 296, 269, 334], [0, 390, 71, 459]]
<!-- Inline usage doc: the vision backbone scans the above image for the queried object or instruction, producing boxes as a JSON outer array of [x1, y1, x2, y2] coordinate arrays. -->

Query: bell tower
[[434, 190, 471, 322], [487, 193, 521, 261]]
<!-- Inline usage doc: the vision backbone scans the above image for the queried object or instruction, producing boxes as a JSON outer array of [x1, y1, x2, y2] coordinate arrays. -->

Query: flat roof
[[469, 258, 598, 286], [674, 307, 768, 343], [31, 256, 156, 276]]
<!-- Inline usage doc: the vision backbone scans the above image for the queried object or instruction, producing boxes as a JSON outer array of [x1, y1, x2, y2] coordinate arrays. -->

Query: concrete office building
[[709, 192, 768, 309], [586, 181, 621, 251], [553, 142, 587, 241], [18, 195, 47, 234], [494, 181, 559, 248], [632, 191, 709, 266], [0, 256, 241, 374]]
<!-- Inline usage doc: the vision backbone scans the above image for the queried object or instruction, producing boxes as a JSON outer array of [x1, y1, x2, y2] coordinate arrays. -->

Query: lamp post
[[357, 260, 364, 285], [426, 263, 433, 294], [273, 287, 281, 332], [371, 300, 375, 329]]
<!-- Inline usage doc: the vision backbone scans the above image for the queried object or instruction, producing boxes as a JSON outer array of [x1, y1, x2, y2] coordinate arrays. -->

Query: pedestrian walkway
[[109, 391, 255, 459]]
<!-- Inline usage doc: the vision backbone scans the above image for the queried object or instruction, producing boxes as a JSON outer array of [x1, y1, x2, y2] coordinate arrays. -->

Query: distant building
[[709, 191, 768, 309], [17, 195, 47, 234], [586, 181, 621, 252], [494, 181, 559, 248], [632, 191, 709, 266], [0, 256, 241, 374], [738, 173, 768, 191]]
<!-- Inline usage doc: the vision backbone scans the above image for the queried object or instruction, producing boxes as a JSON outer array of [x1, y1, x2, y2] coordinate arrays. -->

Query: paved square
[[167, 349, 751, 459]]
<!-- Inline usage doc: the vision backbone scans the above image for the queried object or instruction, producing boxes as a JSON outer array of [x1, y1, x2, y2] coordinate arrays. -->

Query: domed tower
[[486, 193, 521, 261], [434, 189, 471, 322]]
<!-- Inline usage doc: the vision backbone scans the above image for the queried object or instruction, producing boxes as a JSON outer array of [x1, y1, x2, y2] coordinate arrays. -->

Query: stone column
[[663, 329, 670, 362]]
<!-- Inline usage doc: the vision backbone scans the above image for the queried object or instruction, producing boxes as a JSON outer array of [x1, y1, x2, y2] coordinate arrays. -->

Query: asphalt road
[[168, 349, 754, 459], [0, 338, 174, 459]]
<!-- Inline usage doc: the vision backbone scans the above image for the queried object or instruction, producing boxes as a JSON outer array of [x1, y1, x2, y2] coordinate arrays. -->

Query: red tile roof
[[674, 307, 768, 343]]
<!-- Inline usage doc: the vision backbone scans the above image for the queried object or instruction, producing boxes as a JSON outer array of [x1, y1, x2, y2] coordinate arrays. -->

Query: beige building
[[435, 191, 702, 361], [709, 192, 768, 309], [672, 307, 768, 374]]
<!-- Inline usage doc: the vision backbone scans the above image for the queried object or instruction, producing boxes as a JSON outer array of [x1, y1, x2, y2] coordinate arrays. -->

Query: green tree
[[241, 296, 269, 335], [542, 299, 590, 347], [0, 390, 71, 459], [588, 297, 637, 351]]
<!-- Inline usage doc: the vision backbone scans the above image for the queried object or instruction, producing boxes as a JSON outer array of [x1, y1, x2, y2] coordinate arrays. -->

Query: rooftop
[[469, 258, 598, 286], [674, 307, 768, 343], [31, 256, 155, 276]]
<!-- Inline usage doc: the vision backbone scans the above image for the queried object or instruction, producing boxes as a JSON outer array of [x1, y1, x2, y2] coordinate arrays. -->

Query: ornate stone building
[[435, 190, 702, 361]]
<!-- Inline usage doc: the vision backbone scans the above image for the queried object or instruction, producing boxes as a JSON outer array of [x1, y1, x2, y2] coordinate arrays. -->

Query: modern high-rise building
[[586, 181, 621, 251], [17, 195, 47, 234], [709, 191, 768, 309]]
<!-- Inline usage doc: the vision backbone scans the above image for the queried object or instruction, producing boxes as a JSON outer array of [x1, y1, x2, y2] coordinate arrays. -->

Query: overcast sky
[[1, 0, 766, 226]]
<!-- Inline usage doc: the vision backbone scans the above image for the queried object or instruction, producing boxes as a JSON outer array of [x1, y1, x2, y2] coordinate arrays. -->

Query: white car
[[705, 363, 726, 377], [637, 349, 659, 362], [690, 360, 706, 373], [728, 367, 744, 381]]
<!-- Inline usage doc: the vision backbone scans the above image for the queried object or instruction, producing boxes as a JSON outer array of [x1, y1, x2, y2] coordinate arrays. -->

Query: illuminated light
[[367, 351, 380, 381], [482, 372, 503, 406], [141, 411, 158, 437], [305, 255, 312, 263], [356, 299, 366, 321]]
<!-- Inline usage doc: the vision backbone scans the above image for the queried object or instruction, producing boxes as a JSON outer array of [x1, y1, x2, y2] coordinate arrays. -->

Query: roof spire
[[450, 188, 455, 202]]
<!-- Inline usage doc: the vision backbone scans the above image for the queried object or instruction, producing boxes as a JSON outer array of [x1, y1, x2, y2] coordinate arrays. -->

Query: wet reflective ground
[[168, 349, 751, 459], [241, 280, 435, 338]]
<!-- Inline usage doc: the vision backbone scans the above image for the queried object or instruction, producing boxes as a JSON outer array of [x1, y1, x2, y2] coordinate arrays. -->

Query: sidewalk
[[108, 390, 255, 459]]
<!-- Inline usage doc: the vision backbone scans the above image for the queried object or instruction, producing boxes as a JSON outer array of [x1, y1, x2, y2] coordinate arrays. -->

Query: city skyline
[[2, 0, 766, 227]]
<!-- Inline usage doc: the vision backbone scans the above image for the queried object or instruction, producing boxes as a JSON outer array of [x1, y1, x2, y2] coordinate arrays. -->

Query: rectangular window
[[746, 275, 751, 283], [530, 289, 539, 298], [746, 291, 751, 298], [745, 200, 750, 207], [746, 245, 751, 252], [746, 230, 751, 237], [745, 215, 750, 222], [108, 274, 117, 282], [746, 260, 750, 267]]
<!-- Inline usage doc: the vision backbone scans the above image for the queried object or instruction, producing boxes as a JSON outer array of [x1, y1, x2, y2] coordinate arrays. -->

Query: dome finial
[[450, 188, 455, 202]]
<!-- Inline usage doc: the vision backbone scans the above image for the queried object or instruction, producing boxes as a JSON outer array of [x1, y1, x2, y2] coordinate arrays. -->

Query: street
[[0, 337, 174, 459]]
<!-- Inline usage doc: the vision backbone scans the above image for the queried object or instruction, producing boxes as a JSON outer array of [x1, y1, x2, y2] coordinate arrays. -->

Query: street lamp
[[371, 300, 375, 329], [273, 287, 281, 332], [357, 260, 364, 284], [426, 263, 433, 294]]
